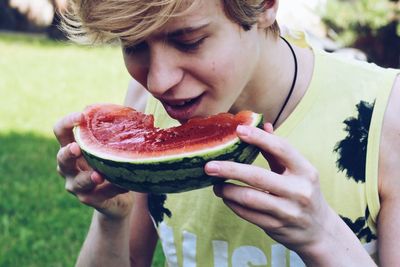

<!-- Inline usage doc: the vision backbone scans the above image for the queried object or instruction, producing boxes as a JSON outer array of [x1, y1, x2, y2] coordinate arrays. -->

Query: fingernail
[[237, 125, 249, 136], [264, 122, 274, 133], [206, 162, 220, 175], [90, 173, 98, 183], [70, 143, 80, 156], [91, 172, 103, 184]]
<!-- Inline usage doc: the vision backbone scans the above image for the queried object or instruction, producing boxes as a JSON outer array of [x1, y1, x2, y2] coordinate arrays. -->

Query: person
[[53, 0, 400, 266], [2, 0, 68, 39]]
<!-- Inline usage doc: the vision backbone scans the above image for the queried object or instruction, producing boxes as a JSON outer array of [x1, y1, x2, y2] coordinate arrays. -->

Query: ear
[[257, 0, 279, 29]]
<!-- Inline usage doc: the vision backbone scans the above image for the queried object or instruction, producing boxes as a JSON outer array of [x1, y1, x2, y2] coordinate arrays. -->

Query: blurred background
[[0, 0, 399, 266]]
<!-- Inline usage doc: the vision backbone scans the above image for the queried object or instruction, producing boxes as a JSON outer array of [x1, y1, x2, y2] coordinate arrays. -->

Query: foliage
[[0, 33, 165, 267], [321, 0, 400, 68], [323, 0, 400, 45]]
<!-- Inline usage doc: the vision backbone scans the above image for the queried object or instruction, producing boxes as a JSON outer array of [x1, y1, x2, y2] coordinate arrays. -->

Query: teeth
[[174, 99, 192, 106]]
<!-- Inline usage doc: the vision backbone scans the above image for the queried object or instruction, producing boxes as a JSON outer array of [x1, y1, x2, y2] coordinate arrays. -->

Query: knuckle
[[241, 189, 255, 207], [277, 202, 302, 225], [57, 145, 73, 163], [77, 194, 92, 206], [297, 189, 313, 208], [287, 209, 304, 225], [306, 167, 320, 184], [56, 148, 65, 164], [65, 182, 75, 195], [75, 175, 92, 191], [53, 117, 68, 139], [293, 179, 315, 208], [248, 126, 261, 138], [219, 162, 236, 176], [268, 220, 284, 233], [251, 170, 266, 189]]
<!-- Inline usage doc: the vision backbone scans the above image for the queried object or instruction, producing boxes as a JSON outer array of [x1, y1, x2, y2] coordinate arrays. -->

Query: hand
[[205, 123, 334, 254], [53, 112, 134, 219]]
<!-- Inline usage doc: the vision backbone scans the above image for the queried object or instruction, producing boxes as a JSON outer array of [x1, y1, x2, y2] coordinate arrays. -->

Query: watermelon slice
[[74, 103, 263, 193]]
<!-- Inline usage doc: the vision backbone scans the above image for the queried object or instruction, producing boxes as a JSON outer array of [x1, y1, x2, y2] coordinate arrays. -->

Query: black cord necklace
[[272, 36, 298, 127]]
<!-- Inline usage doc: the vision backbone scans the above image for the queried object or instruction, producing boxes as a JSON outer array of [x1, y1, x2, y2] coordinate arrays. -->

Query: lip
[[160, 93, 204, 122]]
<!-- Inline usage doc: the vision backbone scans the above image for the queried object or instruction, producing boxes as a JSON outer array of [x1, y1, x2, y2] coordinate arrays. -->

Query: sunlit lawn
[[0, 32, 164, 267]]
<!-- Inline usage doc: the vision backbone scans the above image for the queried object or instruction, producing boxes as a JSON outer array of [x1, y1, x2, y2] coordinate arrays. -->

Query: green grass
[[0, 33, 165, 267]]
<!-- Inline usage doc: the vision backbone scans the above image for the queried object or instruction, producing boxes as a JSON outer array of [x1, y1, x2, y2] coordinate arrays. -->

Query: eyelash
[[123, 42, 148, 55], [173, 37, 206, 52], [124, 37, 206, 55]]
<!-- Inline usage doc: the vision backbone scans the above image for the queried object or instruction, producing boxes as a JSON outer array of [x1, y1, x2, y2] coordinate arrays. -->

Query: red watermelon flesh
[[78, 103, 256, 159]]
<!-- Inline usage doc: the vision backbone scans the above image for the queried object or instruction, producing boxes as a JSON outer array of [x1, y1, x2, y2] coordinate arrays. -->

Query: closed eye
[[123, 36, 206, 55], [123, 41, 149, 55], [172, 37, 206, 53]]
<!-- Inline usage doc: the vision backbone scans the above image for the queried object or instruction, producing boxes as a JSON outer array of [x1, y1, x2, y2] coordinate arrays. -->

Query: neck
[[231, 34, 314, 128]]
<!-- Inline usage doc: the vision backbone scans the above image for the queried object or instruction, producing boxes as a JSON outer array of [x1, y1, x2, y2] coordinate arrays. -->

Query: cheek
[[217, 39, 258, 89], [206, 49, 244, 91]]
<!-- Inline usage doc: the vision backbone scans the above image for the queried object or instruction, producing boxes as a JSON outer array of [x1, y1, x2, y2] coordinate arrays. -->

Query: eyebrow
[[163, 23, 210, 38]]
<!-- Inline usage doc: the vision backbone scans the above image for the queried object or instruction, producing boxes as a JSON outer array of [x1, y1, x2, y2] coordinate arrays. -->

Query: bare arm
[[377, 75, 400, 266], [129, 193, 159, 266], [76, 210, 132, 267], [76, 193, 158, 267]]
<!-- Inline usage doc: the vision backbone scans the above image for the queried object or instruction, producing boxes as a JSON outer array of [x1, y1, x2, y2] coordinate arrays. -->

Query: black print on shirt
[[334, 100, 375, 183], [340, 207, 377, 242], [148, 193, 172, 225]]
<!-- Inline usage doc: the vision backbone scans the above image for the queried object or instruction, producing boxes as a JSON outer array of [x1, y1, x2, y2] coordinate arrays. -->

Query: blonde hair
[[223, 0, 280, 36], [62, 0, 279, 46]]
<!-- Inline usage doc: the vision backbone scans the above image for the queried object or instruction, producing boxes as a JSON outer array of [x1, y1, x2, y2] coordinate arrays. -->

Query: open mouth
[[161, 93, 204, 121], [167, 97, 198, 108]]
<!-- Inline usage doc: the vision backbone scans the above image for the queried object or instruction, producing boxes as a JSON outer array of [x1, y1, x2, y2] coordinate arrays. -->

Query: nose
[[146, 43, 183, 97]]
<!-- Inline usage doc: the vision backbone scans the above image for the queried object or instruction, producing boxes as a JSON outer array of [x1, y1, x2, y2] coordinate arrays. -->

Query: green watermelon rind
[[75, 113, 263, 194]]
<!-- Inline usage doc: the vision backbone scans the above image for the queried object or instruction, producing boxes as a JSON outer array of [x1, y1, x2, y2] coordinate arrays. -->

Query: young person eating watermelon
[[53, 0, 400, 266]]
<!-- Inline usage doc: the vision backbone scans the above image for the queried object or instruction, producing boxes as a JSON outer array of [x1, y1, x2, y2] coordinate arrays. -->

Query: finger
[[53, 112, 84, 147], [206, 161, 291, 196], [65, 170, 102, 194], [57, 143, 81, 177], [214, 183, 289, 219], [222, 198, 284, 234], [236, 125, 311, 172], [92, 182, 129, 202], [76, 156, 92, 172], [76, 182, 129, 207], [215, 183, 284, 231], [263, 122, 274, 134], [262, 123, 285, 173], [261, 123, 287, 173]]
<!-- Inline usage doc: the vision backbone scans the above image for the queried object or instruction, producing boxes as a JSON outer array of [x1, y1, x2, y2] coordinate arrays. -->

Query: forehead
[[156, 0, 224, 33], [117, 0, 226, 46]]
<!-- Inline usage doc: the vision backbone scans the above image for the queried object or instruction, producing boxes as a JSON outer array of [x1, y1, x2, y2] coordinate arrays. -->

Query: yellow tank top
[[145, 47, 399, 266]]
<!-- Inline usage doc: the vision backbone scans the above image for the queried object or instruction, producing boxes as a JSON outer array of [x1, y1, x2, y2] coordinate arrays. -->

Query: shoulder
[[376, 74, 400, 263], [379, 74, 400, 198], [124, 79, 149, 112]]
